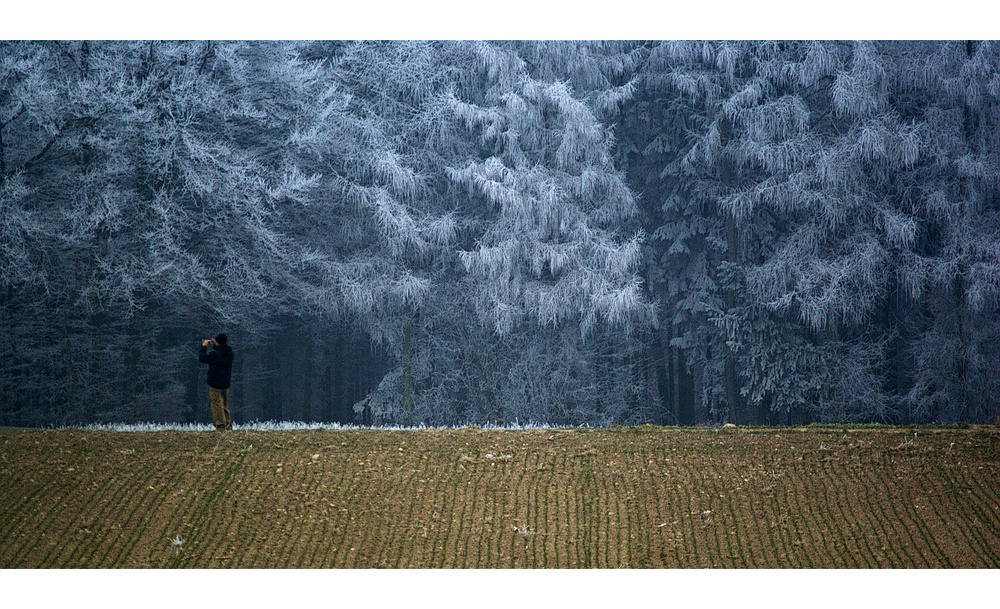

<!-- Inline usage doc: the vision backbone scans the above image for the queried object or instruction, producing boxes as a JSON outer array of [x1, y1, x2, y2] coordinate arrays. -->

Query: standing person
[[199, 333, 234, 431]]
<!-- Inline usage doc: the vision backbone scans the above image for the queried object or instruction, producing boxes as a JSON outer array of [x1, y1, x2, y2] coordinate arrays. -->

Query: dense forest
[[1, 40, 998, 428]]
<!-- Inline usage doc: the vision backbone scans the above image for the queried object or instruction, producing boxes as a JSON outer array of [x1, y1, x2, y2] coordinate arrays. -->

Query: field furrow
[[53, 466, 123, 567], [77, 466, 161, 568], [880, 461, 946, 569], [891, 456, 952, 567], [875, 457, 937, 568], [944, 464, 1000, 566], [1, 426, 998, 568], [816, 460, 864, 568]]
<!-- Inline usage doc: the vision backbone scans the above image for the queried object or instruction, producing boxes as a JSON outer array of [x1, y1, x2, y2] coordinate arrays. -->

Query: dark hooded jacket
[[199, 343, 234, 389]]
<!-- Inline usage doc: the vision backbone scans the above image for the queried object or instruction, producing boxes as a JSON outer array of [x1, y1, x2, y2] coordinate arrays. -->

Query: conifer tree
[[446, 41, 650, 336], [5, 40, 1000, 427], [899, 41, 1000, 423], [633, 41, 923, 424], [352, 41, 654, 425]]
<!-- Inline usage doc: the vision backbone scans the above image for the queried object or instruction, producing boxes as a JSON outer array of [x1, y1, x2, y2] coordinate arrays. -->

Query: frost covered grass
[[73, 419, 566, 432]]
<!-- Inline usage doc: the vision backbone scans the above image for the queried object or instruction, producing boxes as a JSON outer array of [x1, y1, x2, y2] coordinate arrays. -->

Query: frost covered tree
[[4, 40, 999, 428], [1, 40, 652, 427], [0, 41, 349, 425], [633, 41, 794, 424], [629, 40, 1000, 425], [446, 41, 650, 336], [0, 41, 192, 424], [726, 41, 921, 424], [897, 41, 1000, 423], [631, 41, 928, 424], [277, 41, 467, 425], [350, 41, 654, 426], [439, 41, 653, 425]]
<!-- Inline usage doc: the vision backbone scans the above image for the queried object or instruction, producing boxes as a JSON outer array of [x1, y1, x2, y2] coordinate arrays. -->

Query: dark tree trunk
[[302, 324, 313, 422], [402, 305, 414, 425], [720, 118, 740, 425], [957, 40, 977, 424], [336, 327, 348, 422]]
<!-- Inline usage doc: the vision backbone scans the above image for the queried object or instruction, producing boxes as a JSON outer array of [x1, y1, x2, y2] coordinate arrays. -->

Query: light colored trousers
[[209, 387, 232, 430]]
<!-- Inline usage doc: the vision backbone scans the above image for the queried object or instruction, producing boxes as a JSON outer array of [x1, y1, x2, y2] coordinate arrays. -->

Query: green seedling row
[[1, 426, 998, 568]]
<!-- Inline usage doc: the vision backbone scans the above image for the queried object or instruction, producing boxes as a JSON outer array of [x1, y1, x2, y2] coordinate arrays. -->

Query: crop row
[[1, 428, 997, 568]]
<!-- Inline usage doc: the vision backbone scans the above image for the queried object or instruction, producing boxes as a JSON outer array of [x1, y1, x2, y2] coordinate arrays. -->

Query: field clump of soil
[[1, 425, 998, 568]]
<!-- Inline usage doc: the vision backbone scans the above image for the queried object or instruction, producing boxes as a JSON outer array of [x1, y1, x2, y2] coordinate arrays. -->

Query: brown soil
[[1, 425, 998, 568]]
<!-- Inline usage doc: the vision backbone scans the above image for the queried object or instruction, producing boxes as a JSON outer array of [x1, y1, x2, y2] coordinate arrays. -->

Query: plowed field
[[2, 425, 998, 568]]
